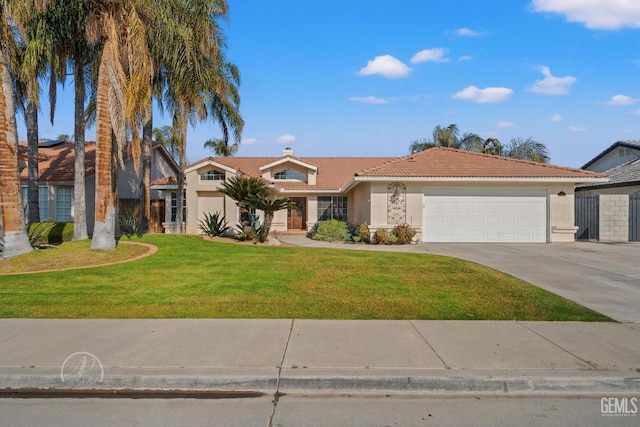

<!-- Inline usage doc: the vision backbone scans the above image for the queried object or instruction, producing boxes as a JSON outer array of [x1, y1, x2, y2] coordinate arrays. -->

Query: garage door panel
[[423, 189, 547, 243]]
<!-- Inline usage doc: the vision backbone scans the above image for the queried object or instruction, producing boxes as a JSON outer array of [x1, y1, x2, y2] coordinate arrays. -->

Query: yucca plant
[[199, 211, 230, 237], [27, 221, 56, 248]]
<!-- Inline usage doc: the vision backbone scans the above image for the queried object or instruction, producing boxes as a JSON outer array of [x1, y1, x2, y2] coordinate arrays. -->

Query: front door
[[287, 197, 306, 230]]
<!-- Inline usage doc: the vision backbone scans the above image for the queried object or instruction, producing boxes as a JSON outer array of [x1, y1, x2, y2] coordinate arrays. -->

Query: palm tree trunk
[[90, 48, 117, 250], [73, 55, 88, 240], [26, 97, 40, 223], [0, 53, 32, 258], [140, 96, 152, 233], [263, 211, 274, 237], [175, 105, 187, 234]]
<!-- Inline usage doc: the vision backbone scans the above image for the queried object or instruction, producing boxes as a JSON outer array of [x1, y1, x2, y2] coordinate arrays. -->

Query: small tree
[[246, 193, 291, 239], [219, 176, 270, 229]]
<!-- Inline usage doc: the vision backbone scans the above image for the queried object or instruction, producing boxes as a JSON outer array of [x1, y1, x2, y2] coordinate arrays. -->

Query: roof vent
[[282, 147, 294, 157]]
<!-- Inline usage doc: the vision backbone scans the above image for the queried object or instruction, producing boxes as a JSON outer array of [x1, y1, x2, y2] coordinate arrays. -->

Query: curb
[[2, 369, 639, 396]]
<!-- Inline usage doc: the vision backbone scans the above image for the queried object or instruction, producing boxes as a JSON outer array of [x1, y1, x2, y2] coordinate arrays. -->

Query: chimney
[[282, 147, 294, 157]]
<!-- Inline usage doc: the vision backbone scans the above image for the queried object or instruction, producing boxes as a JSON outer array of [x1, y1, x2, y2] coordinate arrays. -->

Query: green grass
[[0, 234, 610, 321]]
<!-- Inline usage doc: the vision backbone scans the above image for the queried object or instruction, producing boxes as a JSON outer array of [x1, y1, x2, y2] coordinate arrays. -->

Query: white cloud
[[357, 55, 411, 78], [454, 28, 488, 37], [349, 96, 390, 105], [528, 66, 576, 95], [276, 134, 296, 144], [410, 48, 449, 64], [605, 94, 636, 106], [496, 121, 515, 128], [569, 126, 586, 132], [551, 114, 563, 122], [530, 0, 640, 30], [459, 55, 473, 61], [242, 137, 259, 145], [452, 86, 514, 103], [632, 110, 640, 116]]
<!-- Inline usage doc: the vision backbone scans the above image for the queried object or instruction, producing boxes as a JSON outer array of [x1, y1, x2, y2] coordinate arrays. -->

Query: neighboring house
[[18, 139, 179, 233], [576, 140, 640, 242], [156, 147, 606, 243]]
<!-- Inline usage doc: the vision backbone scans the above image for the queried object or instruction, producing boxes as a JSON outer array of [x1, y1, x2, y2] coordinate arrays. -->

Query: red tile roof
[[356, 147, 606, 179], [18, 141, 96, 182]]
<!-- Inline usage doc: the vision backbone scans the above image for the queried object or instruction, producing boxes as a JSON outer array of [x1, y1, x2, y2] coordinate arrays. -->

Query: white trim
[[185, 159, 239, 175], [151, 184, 179, 190], [259, 157, 318, 172]]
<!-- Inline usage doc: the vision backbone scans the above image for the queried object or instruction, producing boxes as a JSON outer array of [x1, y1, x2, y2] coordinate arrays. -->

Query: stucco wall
[[349, 182, 372, 226]]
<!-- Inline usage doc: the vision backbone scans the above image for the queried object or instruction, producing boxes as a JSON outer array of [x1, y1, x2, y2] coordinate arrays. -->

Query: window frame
[[200, 169, 226, 181], [273, 168, 307, 181], [317, 196, 348, 222]]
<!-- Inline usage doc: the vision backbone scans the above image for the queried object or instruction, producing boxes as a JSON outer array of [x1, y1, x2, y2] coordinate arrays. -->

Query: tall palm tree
[[433, 123, 460, 148], [0, 0, 37, 258], [158, 0, 243, 234], [204, 137, 238, 157], [86, 0, 154, 250], [504, 137, 550, 163]]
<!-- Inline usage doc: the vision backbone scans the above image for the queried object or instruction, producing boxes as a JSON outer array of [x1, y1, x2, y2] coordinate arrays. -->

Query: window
[[200, 170, 225, 181], [170, 191, 186, 222], [21, 186, 49, 220], [274, 168, 306, 181], [55, 187, 73, 221], [317, 196, 347, 221]]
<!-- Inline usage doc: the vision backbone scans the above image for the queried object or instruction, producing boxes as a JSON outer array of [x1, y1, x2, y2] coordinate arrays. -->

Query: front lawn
[[0, 234, 610, 320]]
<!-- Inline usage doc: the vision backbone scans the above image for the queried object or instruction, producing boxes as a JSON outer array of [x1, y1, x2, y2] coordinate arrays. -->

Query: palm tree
[[204, 137, 238, 157], [246, 193, 291, 238], [433, 124, 461, 148], [86, 0, 155, 250], [409, 138, 434, 154], [504, 137, 550, 163], [0, 0, 35, 258], [482, 138, 503, 156], [158, 0, 243, 234], [220, 176, 270, 229], [459, 132, 484, 152]]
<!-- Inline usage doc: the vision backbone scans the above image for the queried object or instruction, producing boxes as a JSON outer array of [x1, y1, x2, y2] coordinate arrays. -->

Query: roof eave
[[353, 176, 609, 183]]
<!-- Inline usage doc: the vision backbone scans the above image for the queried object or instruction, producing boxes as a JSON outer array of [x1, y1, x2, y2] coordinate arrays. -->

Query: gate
[[575, 195, 599, 240], [630, 195, 640, 242]]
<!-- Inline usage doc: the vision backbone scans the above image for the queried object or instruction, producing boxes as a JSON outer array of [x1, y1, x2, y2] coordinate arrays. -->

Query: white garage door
[[422, 189, 547, 242]]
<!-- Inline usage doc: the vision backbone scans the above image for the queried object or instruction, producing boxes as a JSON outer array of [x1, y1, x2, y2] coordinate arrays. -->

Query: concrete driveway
[[423, 242, 640, 323]]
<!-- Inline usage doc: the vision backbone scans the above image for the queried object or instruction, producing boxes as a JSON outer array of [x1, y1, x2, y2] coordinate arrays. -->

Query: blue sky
[[20, 0, 640, 168]]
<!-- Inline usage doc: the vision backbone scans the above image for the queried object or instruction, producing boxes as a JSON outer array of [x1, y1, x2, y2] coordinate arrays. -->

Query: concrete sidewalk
[[1, 319, 639, 396]]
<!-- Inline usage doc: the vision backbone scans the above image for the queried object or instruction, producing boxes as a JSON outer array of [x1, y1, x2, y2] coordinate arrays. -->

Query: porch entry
[[287, 197, 307, 230]]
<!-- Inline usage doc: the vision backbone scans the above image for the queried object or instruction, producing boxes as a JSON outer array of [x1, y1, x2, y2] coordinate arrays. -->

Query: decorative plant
[[119, 209, 142, 238], [219, 176, 270, 229], [358, 222, 371, 243], [374, 228, 388, 244], [391, 223, 416, 244], [245, 193, 292, 238], [198, 211, 230, 237], [311, 219, 350, 242], [27, 221, 56, 248]]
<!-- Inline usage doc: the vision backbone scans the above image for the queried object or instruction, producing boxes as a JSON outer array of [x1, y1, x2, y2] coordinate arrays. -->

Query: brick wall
[[599, 195, 629, 242]]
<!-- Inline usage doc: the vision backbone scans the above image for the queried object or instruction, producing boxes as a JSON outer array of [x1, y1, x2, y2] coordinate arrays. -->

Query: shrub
[[311, 219, 350, 242], [119, 209, 142, 237], [26, 222, 74, 246], [374, 228, 388, 245], [199, 211, 230, 237], [358, 222, 371, 243], [391, 223, 416, 245]]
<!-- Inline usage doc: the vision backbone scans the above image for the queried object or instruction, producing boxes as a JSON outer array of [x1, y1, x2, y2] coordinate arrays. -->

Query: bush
[[391, 223, 416, 245], [119, 209, 142, 237], [28, 222, 74, 245], [374, 228, 388, 244], [357, 222, 371, 243], [199, 211, 230, 237], [311, 219, 350, 242]]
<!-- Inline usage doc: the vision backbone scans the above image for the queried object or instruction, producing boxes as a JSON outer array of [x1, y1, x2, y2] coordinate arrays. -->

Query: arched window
[[200, 170, 225, 181], [274, 168, 306, 181]]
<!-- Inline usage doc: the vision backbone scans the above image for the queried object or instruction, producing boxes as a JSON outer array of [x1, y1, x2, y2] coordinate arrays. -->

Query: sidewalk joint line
[[409, 320, 449, 369], [268, 318, 294, 427], [515, 321, 598, 369]]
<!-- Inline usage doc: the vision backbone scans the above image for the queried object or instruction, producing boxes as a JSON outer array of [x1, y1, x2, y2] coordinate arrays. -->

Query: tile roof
[[577, 158, 640, 189], [356, 147, 606, 179], [582, 140, 640, 169], [188, 156, 396, 191], [18, 141, 96, 182]]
